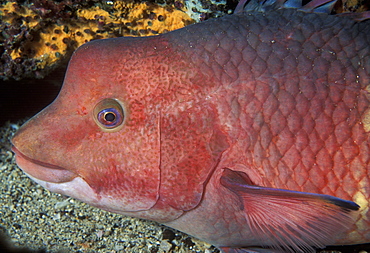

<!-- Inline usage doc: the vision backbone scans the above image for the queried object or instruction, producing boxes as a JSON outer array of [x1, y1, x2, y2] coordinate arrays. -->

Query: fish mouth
[[11, 146, 78, 183]]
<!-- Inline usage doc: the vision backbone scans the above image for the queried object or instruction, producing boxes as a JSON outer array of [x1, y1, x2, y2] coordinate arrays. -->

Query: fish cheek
[[159, 103, 229, 211], [69, 100, 161, 212]]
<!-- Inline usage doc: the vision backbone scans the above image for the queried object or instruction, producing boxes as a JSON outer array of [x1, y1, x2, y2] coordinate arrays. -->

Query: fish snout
[[11, 117, 78, 184]]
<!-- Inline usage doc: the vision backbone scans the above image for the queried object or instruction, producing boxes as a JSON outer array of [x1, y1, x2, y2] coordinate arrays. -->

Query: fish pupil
[[104, 112, 116, 122]]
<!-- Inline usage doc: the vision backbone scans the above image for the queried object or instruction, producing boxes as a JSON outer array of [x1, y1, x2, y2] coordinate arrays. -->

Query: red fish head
[[11, 37, 229, 220], [11, 38, 166, 215]]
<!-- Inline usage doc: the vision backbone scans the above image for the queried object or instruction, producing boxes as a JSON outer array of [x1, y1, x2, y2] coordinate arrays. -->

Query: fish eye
[[93, 98, 125, 132], [98, 109, 119, 125]]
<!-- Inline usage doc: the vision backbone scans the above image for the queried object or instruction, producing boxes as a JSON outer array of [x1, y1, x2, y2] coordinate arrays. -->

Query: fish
[[11, 0, 370, 252]]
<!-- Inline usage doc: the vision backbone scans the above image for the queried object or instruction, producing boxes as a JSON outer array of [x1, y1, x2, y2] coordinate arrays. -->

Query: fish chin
[[25, 173, 102, 206], [25, 171, 157, 216]]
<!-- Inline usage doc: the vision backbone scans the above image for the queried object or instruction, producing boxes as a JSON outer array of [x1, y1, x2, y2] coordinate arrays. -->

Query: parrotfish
[[11, 0, 370, 252]]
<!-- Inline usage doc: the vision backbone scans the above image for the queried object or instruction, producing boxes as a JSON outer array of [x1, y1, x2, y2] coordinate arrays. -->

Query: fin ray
[[220, 168, 359, 253]]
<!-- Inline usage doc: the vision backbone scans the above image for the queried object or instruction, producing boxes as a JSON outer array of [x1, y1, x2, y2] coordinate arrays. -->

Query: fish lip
[[11, 146, 78, 183]]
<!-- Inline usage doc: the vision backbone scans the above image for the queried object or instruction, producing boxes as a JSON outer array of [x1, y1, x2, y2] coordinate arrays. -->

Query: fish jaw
[[11, 138, 157, 215], [11, 141, 182, 221], [11, 146, 77, 183], [11, 142, 103, 210], [26, 172, 101, 207]]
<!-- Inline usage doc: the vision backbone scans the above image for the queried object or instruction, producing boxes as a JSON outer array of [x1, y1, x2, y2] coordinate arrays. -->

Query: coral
[[0, 0, 367, 81], [184, 0, 232, 22], [334, 0, 370, 13], [0, 0, 195, 80], [76, 1, 195, 36]]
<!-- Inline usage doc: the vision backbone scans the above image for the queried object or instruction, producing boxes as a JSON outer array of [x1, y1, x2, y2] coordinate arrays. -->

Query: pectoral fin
[[220, 168, 360, 253], [221, 247, 283, 253]]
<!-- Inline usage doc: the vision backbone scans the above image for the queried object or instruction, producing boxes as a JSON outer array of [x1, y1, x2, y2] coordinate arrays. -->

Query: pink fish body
[[11, 0, 370, 252]]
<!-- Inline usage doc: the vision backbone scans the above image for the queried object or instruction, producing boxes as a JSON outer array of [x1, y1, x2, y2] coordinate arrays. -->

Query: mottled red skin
[[12, 7, 370, 251]]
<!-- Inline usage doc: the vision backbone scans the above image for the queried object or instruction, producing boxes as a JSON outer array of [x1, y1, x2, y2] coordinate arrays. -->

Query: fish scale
[[230, 13, 366, 186], [11, 1, 370, 252], [167, 5, 370, 245]]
